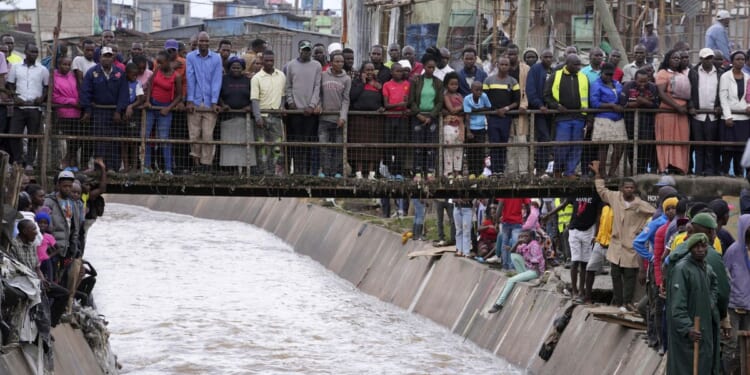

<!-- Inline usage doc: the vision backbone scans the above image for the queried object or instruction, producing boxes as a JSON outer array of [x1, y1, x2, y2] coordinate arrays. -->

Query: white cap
[[57, 170, 75, 180], [327, 42, 342, 54], [699, 48, 715, 59], [398, 59, 412, 70], [717, 10, 732, 20], [100, 46, 114, 56]]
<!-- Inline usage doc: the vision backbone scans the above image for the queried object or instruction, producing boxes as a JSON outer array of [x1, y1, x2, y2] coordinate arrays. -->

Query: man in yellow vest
[[543, 54, 589, 178]]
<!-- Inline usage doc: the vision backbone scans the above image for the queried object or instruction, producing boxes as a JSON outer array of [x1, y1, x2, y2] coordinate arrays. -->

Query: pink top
[[52, 70, 80, 118], [522, 205, 540, 231], [517, 240, 545, 275], [138, 69, 153, 92], [37, 233, 55, 262]]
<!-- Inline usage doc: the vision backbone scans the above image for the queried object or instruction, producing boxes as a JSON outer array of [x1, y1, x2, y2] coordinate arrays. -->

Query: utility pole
[[595, 0, 629, 64], [515, 0, 530, 49]]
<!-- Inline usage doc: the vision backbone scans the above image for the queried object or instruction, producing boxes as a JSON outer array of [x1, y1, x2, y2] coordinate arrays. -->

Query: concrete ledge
[[107, 195, 665, 374]]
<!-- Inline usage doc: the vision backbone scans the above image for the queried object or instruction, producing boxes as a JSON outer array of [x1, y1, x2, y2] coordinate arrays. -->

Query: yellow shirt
[[669, 231, 723, 255], [250, 68, 286, 113], [595, 205, 613, 247]]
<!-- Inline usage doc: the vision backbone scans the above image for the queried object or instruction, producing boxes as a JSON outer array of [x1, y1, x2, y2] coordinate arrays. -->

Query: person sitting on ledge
[[488, 229, 545, 313]]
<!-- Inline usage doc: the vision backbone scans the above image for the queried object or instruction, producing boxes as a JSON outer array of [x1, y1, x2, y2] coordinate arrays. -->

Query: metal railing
[[0, 103, 745, 190]]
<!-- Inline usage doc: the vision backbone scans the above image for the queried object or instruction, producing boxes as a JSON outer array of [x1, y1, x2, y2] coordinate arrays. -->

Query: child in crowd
[[382, 62, 410, 179], [488, 230, 545, 313], [442, 72, 464, 178], [463, 81, 491, 178], [477, 204, 498, 260], [123, 63, 145, 172], [52, 56, 81, 170], [522, 198, 541, 231], [133, 55, 153, 92], [35, 212, 57, 282]]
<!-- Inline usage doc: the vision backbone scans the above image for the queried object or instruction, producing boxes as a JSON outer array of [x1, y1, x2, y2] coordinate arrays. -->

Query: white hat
[[397, 59, 412, 70], [699, 48, 715, 59], [100, 46, 114, 56], [717, 10, 732, 20], [57, 170, 75, 180], [327, 42, 342, 54]]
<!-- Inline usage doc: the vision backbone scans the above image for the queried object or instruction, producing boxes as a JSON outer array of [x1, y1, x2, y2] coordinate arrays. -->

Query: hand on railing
[[113, 112, 122, 124], [81, 112, 90, 124]]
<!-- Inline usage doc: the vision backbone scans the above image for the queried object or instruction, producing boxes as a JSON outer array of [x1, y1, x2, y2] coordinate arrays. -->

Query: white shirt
[[696, 64, 719, 121], [432, 64, 455, 81], [7, 61, 48, 105], [72, 55, 96, 76], [622, 61, 650, 83]]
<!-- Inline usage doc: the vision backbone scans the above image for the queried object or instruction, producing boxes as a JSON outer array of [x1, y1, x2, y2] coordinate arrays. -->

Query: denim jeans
[[453, 206, 473, 255], [317, 120, 343, 176], [487, 115, 511, 173], [412, 199, 426, 225], [554, 118, 585, 176], [495, 223, 522, 269], [494, 253, 538, 306], [144, 99, 174, 171]]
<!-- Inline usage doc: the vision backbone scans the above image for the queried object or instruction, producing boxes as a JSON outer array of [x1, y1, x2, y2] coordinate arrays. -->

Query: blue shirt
[[80, 65, 129, 113], [186, 50, 223, 107], [633, 214, 668, 262], [705, 22, 731, 61], [590, 78, 624, 121], [463, 93, 491, 130], [581, 65, 602, 84]]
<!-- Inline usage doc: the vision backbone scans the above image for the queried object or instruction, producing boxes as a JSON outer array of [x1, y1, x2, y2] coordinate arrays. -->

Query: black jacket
[[688, 64, 723, 112]]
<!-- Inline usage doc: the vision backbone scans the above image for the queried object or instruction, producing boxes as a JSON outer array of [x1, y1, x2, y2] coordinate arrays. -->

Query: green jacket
[[668, 240, 729, 319], [666, 255, 720, 375], [408, 75, 443, 119]]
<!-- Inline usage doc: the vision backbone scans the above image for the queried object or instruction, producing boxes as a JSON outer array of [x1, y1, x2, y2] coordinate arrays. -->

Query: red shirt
[[409, 61, 424, 78], [383, 79, 410, 117], [479, 218, 498, 241], [653, 221, 670, 288], [498, 198, 530, 224], [613, 67, 624, 82]]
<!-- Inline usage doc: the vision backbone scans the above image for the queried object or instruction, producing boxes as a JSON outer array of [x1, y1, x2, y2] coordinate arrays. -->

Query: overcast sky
[[1, 0, 342, 16]]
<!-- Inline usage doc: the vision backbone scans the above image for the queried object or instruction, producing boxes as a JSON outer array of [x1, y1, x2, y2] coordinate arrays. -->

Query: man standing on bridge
[[706, 10, 732, 64], [252, 51, 286, 176], [185, 32, 223, 172]]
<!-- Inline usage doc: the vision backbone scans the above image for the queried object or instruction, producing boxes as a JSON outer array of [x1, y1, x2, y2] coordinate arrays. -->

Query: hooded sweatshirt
[[724, 214, 750, 310], [320, 68, 351, 123]]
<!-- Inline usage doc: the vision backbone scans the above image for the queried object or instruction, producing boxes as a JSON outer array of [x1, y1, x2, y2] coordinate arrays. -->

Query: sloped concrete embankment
[[0, 324, 105, 375], [107, 195, 665, 375]]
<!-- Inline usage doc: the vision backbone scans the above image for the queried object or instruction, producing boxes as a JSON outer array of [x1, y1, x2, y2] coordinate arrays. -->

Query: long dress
[[443, 93, 464, 175], [655, 69, 690, 173]]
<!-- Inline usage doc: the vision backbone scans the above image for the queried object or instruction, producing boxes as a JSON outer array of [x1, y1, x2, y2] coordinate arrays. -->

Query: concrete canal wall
[[108, 195, 665, 375]]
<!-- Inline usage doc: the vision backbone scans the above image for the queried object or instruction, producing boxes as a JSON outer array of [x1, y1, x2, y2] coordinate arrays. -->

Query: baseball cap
[[58, 170, 75, 181], [699, 48, 715, 59], [327, 42, 343, 55], [654, 175, 676, 187], [717, 10, 732, 20], [100, 46, 113, 56], [298, 40, 312, 50], [164, 39, 179, 50], [645, 21, 654, 26]]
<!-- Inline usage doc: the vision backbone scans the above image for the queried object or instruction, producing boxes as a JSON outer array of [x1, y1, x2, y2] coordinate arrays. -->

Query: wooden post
[[658, 0, 665, 53], [40, 0, 63, 192], [594, 0, 627, 63], [739, 330, 750, 375], [693, 316, 701, 375]]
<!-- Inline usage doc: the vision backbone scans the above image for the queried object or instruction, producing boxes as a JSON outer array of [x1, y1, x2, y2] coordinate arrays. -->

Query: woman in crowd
[[719, 50, 750, 176], [590, 63, 626, 177], [349, 61, 384, 179], [52, 56, 81, 170], [442, 72, 464, 178], [408, 54, 443, 181], [655, 49, 691, 175], [143, 51, 183, 175], [219, 57, 253, 173]]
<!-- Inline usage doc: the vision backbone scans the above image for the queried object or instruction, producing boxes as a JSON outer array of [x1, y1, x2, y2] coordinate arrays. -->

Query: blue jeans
[[495, 223, 521, 269], [412, 199, 426, 225], [453, 206, 473, 255], [554, 119, 585, 176], [487, 115, 511, 173], [144, 99, 174, 171], [92, 108, 120, 171], [494, 253, 538, 306]]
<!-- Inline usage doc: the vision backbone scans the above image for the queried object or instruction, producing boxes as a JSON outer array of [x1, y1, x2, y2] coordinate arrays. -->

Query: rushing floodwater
[[85, 203, 522, 374]]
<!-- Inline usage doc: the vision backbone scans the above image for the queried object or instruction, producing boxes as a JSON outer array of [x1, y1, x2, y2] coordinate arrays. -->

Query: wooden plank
[[407, 247, 454, 259]]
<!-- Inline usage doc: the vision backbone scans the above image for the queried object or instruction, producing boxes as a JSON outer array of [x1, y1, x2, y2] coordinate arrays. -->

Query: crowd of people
[[0, 11, 747, 180], [2, 164, 104, 357], [406, 169, 749, 374]]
